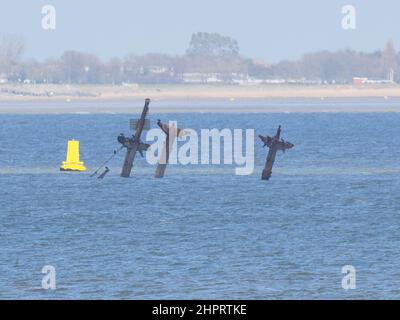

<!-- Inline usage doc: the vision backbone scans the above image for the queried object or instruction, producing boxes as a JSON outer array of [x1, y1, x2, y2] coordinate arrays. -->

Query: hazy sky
[[1, 0, 399, 63]]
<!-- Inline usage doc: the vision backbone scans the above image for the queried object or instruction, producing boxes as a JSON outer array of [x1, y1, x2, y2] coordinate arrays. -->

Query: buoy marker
[[60, 140, 86, 172]]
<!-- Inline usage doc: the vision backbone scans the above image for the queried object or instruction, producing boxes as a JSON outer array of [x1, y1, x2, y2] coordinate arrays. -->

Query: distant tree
[[272, 60, 302, 79], [0, 35, 25, 78], [106, 57, 124, 84], [60, 51, 105, 84], [381, 40, 398, 79], [186, 32, 239, 58], [122, 53, 178, 84], [3, 33, 400, 85], [183, 32, 246, 77], [271, 48, 396, 83], [245, 59, 273, 78]]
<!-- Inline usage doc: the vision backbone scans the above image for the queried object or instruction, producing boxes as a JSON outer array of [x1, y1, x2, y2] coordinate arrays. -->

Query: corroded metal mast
[[259, 125, 294, 180], [155, 120, 185, 178], [119, 98, 151, 178]]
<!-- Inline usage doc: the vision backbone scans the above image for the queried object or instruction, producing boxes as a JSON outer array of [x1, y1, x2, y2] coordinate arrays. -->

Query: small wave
[[1, 166, 399, 176], [280, 167, 400, 176], [0, 167, 61, 175], [69, 111, 91, 115]]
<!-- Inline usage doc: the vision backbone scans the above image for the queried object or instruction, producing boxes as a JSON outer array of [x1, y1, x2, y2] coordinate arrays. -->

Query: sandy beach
[[1, 84, 400, 113]]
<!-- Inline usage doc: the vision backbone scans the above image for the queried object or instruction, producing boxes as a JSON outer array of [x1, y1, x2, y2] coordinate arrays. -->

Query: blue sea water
[[0, 109, 400, 299]]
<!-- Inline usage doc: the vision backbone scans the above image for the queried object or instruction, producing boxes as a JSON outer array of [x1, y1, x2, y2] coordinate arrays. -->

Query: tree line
[[0, 33, 398, 84]]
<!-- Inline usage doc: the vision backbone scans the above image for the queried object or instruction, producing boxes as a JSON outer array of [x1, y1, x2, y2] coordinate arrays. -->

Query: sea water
[[0, 109, 400, 299]]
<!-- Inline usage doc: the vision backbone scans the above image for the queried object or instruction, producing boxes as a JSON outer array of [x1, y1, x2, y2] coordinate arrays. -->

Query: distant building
[[205, 75, 222, 83], [182, 73, 206, 84], [148, 66, 173, 75], [232, 75, 285, 85], [182, 73, 224, 84], [364, 78, 394, 84], [353, 76, 394, 85], [0, 73, 8, 84], [388, 69, 395, 83], [264, 79, 286, 84], [352, 77, 369, 85]]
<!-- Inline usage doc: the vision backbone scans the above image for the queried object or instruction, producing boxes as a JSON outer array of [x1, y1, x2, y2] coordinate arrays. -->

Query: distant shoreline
[[1, 83, 400, 100], [1, 84, 400, 114]]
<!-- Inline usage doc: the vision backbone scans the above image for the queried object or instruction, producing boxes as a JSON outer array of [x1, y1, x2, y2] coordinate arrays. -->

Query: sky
[[0, 0, 399, 63]]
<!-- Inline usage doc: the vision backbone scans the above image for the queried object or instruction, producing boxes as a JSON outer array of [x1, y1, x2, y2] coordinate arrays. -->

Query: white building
[[0, 73, 8, 84]]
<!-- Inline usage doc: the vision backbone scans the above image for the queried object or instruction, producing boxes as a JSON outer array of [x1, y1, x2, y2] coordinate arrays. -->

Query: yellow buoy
[[60, 140, 86, 172]]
